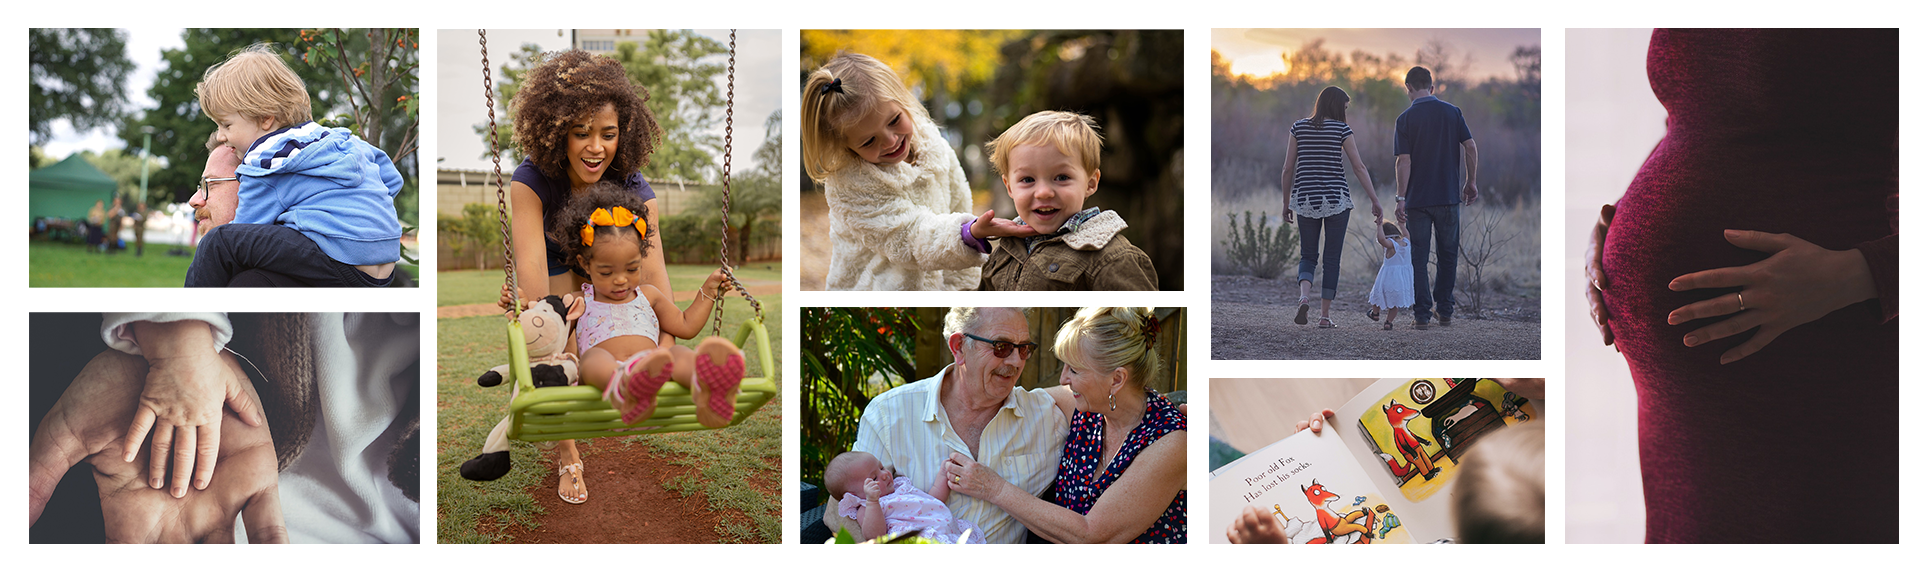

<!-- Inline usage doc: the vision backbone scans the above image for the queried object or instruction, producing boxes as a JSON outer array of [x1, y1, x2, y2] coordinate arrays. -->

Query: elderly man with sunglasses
[[851, 307, 1072, 543]]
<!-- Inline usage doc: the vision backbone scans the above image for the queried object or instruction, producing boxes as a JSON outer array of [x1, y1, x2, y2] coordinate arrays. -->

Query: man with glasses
[[851, 307, 1070, 543]]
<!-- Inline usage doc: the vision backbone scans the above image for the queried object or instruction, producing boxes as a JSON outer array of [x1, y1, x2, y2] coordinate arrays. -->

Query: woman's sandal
[[1295, 297, 1311, 325], [1318, 317, 1338, 329], [607, 352, 673, 425], [690, 337, 746, 429], [558, 461, 587, 504]]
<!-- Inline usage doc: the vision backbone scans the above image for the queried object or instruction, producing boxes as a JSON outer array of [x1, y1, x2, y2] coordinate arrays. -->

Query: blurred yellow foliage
[[801, 30, 1025, 94]]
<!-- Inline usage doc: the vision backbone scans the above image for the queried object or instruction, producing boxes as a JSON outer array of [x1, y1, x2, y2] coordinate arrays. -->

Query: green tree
[[77, 149, 166, 210], [115, 30, 334, 208], [690, 110, 781, 264], [438, 203, 503, 270], [800, 308, 918, 492], [473, 42, 547, 162], [29, 29, 135, 145]]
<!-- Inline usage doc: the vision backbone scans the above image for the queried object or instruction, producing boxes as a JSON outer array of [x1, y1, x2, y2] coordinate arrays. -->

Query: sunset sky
[[1213, 28, 1540, 81]]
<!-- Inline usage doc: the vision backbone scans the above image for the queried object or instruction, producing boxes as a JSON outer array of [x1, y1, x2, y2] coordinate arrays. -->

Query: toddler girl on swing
[[552, 182, 746, 429], [802, 53, 1034, 291], [1367, 215, 1416, 330]]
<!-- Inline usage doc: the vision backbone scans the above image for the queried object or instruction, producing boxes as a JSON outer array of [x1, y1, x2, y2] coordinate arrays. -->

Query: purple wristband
[[961, 219, 991, 254]]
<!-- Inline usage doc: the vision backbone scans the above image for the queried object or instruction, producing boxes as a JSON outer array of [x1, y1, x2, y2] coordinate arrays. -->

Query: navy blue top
[[1392, 96, 1473, 208], [511, 158, 656, 276]]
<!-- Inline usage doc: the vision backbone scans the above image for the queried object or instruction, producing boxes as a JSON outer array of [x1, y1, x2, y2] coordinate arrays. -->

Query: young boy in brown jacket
[[975, 111, 1157, 291]]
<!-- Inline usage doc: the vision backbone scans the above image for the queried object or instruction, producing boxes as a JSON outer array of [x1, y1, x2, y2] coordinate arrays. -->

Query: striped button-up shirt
[[853, 364, 1067, 544]]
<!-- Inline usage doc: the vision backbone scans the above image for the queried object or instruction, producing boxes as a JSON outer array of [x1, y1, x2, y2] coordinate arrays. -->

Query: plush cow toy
[[459, 294, 583, 481]]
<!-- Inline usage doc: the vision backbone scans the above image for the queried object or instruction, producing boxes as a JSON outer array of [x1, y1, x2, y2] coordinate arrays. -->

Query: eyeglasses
[[963, 333, 1037, 360], [198, 176, 238, 199]]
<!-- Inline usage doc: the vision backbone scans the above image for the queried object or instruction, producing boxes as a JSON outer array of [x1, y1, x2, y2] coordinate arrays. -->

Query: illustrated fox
[[1381, 400, 1441, 481], [1301, 480, 1376, 544]]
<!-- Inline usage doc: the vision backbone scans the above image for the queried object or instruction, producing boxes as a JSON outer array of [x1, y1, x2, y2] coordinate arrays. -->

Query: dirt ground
[[494, 440, 733, 544], [1212, 274, 1541, 360]]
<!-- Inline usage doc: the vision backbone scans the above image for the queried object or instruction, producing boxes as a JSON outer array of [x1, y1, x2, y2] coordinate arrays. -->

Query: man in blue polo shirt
[[1393, 66, 1479, 329]]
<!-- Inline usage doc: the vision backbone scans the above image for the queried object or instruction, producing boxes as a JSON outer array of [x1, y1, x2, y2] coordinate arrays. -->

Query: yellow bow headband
[[580, 206, 646, 247]]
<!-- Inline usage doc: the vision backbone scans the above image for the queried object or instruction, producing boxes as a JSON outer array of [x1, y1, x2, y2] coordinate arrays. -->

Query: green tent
[[29, 154, 117, 223]]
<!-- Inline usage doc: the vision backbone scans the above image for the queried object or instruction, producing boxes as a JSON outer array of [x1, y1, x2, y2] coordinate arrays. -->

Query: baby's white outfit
[[1368, 239, 1416, 309], [576, 283, 661, 351], [823, 115, 984, 291], [837, 476, 986, 544]]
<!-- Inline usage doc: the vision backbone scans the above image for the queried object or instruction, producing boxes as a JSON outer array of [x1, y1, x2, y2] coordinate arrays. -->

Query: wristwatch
[[1395, 196, 1407, 202]]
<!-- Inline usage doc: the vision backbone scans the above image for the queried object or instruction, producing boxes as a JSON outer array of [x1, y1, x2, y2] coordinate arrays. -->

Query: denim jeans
[[185, 223, 392, 287], [1297, 209, 1350, 300], [1406, 204, 1459, 322]]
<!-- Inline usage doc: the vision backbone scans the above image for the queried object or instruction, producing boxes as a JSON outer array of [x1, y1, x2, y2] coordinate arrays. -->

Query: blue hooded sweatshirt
[[236, 122, 403, 265]]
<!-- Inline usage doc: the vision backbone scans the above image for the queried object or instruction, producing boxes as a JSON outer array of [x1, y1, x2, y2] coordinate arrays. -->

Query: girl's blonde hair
[[196, 43, 313, 127], [1052, 307, 1162, 390], [801, 53, 932, 182]]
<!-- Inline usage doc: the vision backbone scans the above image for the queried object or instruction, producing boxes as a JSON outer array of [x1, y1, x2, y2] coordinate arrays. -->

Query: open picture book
[[1209, 378, 1537, 543]]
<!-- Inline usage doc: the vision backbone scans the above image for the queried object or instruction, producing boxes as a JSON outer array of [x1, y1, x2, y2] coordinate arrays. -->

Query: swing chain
[[481, 29, 519, 319], [714, 29, 762, 335]]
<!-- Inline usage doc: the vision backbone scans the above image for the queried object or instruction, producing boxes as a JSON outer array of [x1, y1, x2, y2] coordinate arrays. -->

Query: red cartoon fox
[[1382, 401, 1441, 481], [1302, 480, 1376, 544]]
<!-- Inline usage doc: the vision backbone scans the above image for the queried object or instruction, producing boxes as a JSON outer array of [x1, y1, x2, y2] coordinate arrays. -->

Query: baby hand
[[970, 210, 1039, 240], [863, 477, 884, 501], [123, 349, 264, 498], [702, 268, 731, 298]]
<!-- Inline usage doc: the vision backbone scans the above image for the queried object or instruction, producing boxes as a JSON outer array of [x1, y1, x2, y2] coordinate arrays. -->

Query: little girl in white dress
[[1367, 217, 1415, 330]]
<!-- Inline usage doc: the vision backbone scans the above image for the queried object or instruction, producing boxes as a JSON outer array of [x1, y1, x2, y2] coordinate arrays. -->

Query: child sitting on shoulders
[[187, 43, 403, 287], [824, 450, 984, 544], [978, 111, 1157, 291], [1367, 216, 1415, 329]]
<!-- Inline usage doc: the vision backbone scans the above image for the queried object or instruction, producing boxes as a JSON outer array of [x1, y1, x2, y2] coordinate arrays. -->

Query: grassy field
[[438, 262, 784, 307], [436, 269, 783, 544], [29, 241, 197, 287]]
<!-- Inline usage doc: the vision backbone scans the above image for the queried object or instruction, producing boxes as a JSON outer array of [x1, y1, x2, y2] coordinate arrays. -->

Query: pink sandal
[[606, 352, 673, 425], [691, 337, 746, 428]]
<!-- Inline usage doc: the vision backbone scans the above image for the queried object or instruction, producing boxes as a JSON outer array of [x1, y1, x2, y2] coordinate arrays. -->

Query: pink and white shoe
[[690, 337, 745, 428], [605, 351, 673, 425]]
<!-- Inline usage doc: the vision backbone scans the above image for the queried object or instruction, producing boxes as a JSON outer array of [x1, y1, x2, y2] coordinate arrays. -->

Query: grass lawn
[[30, 240, 197, 287], [436, 268, 782, 543], [438, 262, 784, 307]]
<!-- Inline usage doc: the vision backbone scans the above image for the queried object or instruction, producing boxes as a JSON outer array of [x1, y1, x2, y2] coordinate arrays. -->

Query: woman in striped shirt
[[1283, 86, 1382, 328]]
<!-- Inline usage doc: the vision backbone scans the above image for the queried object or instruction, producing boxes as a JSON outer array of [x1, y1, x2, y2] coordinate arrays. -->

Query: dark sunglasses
[[963, 333, 1037, 360]]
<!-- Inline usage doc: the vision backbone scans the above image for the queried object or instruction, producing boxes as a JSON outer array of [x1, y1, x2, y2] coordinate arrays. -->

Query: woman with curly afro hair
[[498, 49, 669, 505]]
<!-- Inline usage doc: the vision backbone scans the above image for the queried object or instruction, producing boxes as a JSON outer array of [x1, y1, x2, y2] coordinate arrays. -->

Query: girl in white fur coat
[[803, 53, 1033, 290]]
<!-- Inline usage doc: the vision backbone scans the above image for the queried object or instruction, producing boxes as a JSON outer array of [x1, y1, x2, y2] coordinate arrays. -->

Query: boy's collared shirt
[[1393, 95, 1474, 209]]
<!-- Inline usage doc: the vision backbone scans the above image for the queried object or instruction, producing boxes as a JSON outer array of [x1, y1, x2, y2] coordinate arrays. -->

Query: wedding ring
[[1736, 292, 1745, 311]]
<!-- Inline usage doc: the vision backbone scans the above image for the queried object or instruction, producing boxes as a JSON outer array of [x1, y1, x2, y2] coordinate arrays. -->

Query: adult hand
[[1395, 200, 1408, 225], [1226, 505, 1288, 544], [31, 351, 286, 543], [1297, 409, 1337, 435], [1369, 202, 1383, 219], [970, 210, 1038, 240], [1462, 181, 1479, 205], [1584, 204, 1616, 348], [1665, 230, 1878, 364], [941, 452, 1012, 503]]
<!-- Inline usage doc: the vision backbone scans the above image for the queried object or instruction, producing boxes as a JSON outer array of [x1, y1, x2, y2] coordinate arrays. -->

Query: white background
[[10, 0, 1923, 568]]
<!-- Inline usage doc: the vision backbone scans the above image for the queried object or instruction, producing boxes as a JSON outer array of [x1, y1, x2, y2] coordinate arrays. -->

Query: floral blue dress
[[1050, 393, 1186, 543]]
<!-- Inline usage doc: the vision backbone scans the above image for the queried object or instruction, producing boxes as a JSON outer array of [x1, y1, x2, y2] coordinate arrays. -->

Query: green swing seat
[[501, 317, 777, 441]]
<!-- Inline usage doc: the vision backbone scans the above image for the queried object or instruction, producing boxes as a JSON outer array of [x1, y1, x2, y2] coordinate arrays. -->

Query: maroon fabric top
[[1601, 29, 1898, 543]]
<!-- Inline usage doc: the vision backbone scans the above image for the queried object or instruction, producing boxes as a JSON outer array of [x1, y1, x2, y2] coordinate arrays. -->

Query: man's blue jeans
[[1406, 204, 1458, 322], [185, 223, 391, 287], [1297, 209, 1350, 300]]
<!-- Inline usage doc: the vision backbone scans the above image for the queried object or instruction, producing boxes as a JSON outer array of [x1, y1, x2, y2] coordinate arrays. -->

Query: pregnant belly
[[1603, 137, 1891, 377]]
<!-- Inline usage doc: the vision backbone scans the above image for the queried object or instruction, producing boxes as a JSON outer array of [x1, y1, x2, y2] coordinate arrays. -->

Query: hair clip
[[580, 206, 646, 247], [1141, 314, 1161, 348], [820, 77, 844, 95]]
